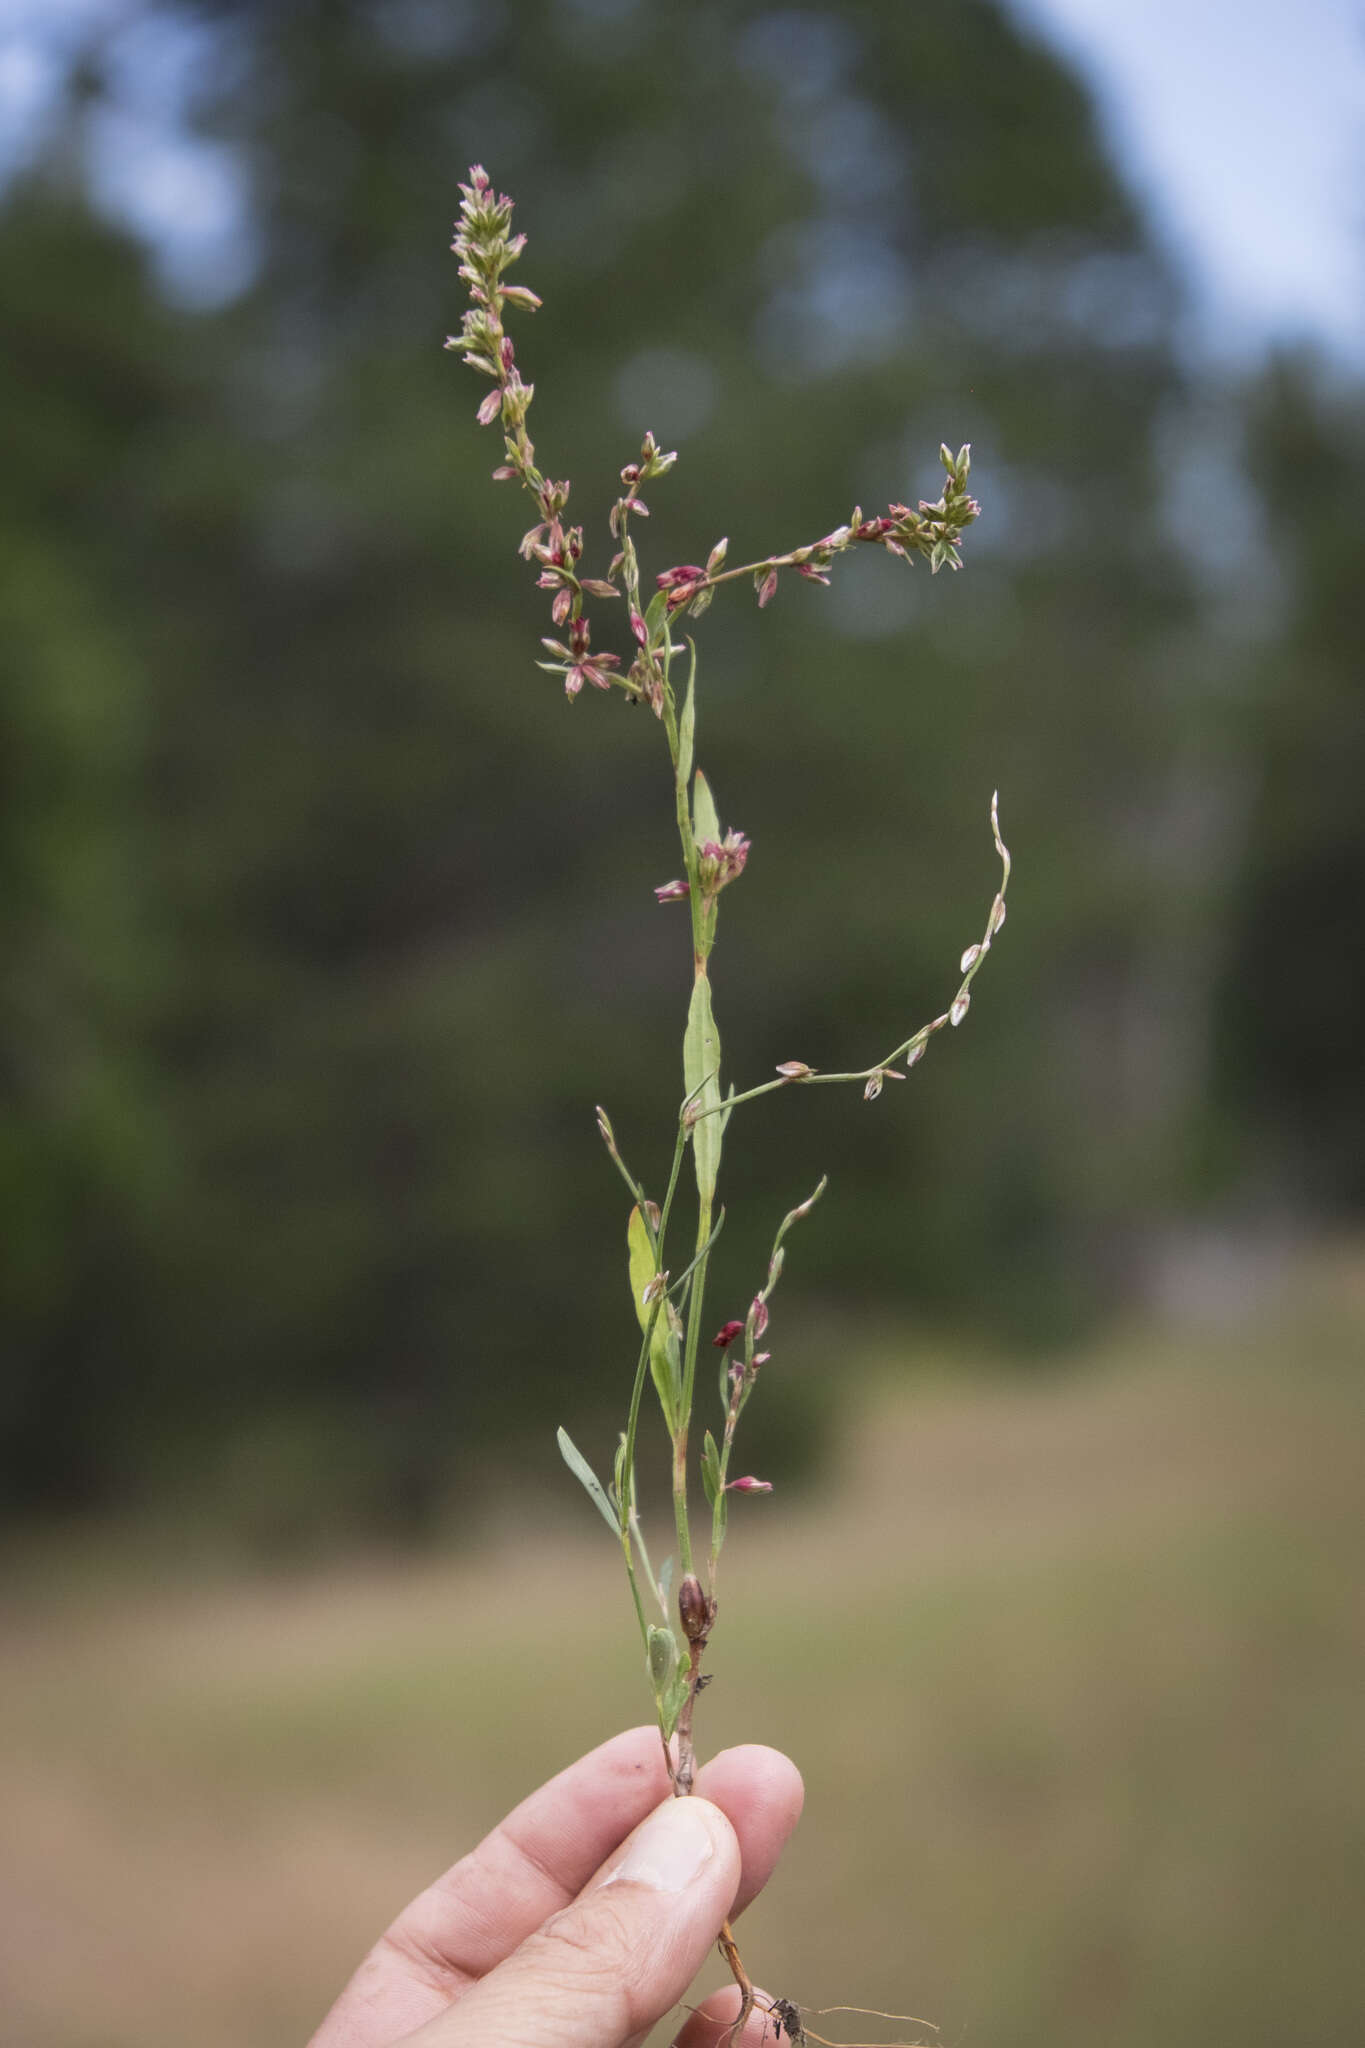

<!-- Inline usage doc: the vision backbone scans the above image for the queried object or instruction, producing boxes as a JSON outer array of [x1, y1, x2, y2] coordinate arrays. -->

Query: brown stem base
[[717, 1917, 756, 2044]]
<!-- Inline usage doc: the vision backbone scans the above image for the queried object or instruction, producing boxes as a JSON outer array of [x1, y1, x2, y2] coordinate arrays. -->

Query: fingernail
[[602, 1797, 717, 1892]]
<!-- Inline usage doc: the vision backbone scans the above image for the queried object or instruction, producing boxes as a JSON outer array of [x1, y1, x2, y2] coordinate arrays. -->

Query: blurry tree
[[0, 0, 1357, 1536], [1212, 356, 1365, 1209]]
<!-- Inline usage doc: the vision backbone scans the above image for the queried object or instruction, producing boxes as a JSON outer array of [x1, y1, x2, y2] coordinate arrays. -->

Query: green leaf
[[556, 1427, 620, 1536], [692, 767, 721, 849], [643, 586, 670, 638], [701, 1429, 722, 1508], [628, 1204, 682, 1434], [684, 973, 723, 1207], [647, 1623, 678, 1695], [677, 641, 697, 790], [660, 1666, 692, 1740]]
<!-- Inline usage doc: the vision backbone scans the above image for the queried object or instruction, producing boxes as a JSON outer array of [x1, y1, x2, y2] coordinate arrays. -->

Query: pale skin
[[309, 1725, 804, 2048]]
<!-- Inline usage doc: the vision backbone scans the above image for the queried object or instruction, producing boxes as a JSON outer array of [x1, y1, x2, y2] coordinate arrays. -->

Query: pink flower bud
[[712, 1319, 745, 1350], [774, 1061, 816, 1080], [756, 567, 779, 608], [476, 388, 502, 426], [551, 587, 572, 625], [725, 1475, 773, 1494], [630, 611, 648, 646], [748, 1295, 769, 1340], [654, 878, 691, 903]]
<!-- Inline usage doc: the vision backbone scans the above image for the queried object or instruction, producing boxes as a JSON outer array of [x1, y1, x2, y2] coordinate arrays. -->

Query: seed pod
[[678, 1572, 710, 1643]]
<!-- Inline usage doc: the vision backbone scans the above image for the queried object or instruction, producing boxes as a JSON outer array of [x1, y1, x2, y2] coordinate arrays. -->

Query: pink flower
[[725, 1475, 773, 1494], [711, 1319, 745, 1350], [697, 830, 750, 899], [656, 563, 708, 612]]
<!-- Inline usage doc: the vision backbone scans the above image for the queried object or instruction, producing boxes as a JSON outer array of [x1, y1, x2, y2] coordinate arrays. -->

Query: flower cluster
[[649, 444, 982, 626], [697, 829, 750, 901], [537, 616, 620, 700], [452, 167, 980, 724], [449, 165, 621, 700]]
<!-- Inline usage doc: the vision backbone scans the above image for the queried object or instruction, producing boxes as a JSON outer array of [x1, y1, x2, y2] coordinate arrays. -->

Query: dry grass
[[2, 1250, 1362, 2046]]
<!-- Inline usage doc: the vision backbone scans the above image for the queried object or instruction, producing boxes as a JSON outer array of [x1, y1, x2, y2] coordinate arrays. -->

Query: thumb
[[404, 1793, 741, 2048]]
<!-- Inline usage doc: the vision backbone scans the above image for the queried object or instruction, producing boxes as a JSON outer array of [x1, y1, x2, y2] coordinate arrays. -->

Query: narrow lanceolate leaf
[[684, 973, 723, 1206], [556, 1427, 620, 1535], [660, 1666, 691, 1740], [701, 1429, 723, 1508], [692, 767, 721, 851], [643, 585, 671, 639], [677, 640, 697, 791], [627, 1203, 682, 1433]]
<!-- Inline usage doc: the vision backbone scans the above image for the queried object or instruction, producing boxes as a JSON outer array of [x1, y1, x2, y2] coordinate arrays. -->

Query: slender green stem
[[667, 1206, 725, 1297], [621, 1533, 649, 1648]]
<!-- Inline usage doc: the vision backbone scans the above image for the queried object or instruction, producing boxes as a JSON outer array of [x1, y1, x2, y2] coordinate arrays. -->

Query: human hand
[[309, 1724, 803, 2048]]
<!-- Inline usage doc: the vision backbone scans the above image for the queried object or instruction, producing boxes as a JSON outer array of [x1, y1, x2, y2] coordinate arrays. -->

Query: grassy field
[[2, 1251, 1362, 2047]]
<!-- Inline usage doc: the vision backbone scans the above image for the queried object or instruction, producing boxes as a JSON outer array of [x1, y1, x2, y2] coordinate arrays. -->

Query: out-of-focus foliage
[[1, 0, 1359, 1534]]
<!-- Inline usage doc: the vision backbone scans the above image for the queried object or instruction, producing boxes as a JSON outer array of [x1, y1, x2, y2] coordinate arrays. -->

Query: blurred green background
[[1, 1, 1362, 2044]]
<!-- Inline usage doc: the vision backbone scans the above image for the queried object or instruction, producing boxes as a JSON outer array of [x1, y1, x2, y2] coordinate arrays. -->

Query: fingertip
[[672, 1984, 781, 2047], [693, 1744, 804, 1918], [703, 1742, 805, 1820]]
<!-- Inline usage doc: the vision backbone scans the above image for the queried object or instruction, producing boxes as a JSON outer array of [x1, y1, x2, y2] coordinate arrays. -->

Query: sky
[[1009, 0, 1365, 368], [1, 0, 1363, 367]]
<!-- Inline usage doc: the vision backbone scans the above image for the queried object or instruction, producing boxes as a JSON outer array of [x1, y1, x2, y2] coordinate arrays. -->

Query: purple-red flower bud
[[654, 878, 691, 903], [630, 611, 648, 646], [678, 1572, 710, 1643], [712, 1319, 745, 1350]]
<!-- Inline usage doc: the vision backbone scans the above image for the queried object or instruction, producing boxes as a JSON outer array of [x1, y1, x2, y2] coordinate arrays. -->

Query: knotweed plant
[[449, 165, 1010, 2044]]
